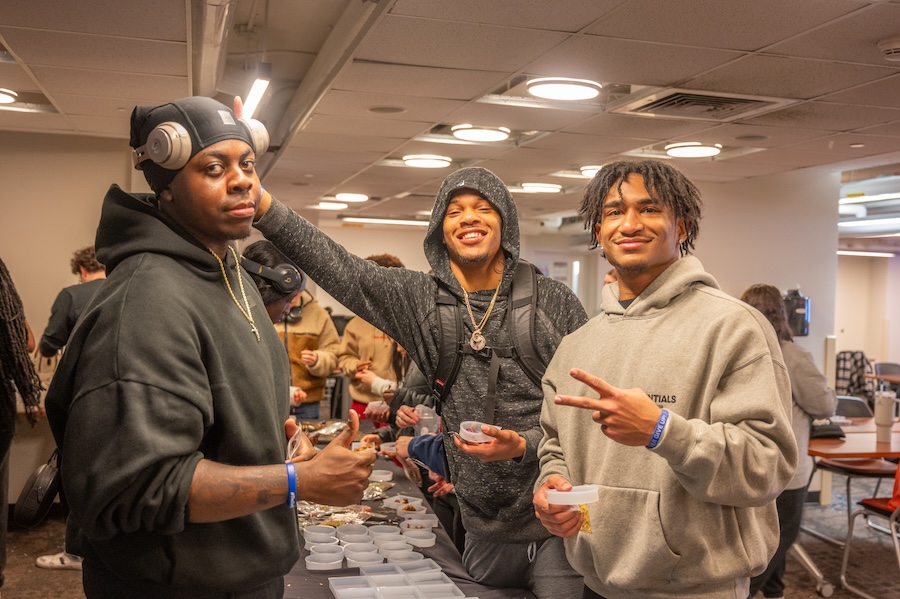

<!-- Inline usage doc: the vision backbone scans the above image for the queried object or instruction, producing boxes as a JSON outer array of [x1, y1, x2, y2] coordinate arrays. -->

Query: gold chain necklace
[[210, 246, 260, 342], [462, 283, 501, 351]]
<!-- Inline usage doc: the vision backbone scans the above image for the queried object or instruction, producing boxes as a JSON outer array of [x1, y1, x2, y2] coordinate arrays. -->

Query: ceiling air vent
[[608, 88, 795, 122]]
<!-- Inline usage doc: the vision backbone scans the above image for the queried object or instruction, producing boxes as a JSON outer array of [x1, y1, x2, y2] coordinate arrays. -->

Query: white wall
[[695, 167, 841, 370], [0, 130, 132, 332]]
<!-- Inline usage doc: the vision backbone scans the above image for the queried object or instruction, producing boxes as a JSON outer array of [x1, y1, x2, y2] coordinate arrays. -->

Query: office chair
[[874, 361, 900, 398], [839, 486, 900, 598], [814, 396, 897, 534]]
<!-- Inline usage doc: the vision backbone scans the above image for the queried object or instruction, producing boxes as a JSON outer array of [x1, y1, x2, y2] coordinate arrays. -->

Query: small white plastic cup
[[386, 550, 425, 563], [310, 544, 344, 557], [458, 421, 501, 444], [545, 485, 600, 505], [339, 534, 373, 546], [346, 551, 384, 568], [377, 541, 412, 556], [305, 552, 343, 570], [336, 524, 369, 539]]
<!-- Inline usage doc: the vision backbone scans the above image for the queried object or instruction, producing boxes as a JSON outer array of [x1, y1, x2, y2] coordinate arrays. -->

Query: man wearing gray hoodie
[[255, 167, 587, 597], [533, 160, 797, 599]]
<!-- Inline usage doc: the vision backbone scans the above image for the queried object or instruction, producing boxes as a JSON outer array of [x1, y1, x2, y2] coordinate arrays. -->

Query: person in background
[[242, 239, 340, 421], [281, 288, 340, 421], [0, 256, 42, 596], [337, 253, 406, 424], [44, 96, 374, 598], [533, 159, 796, 599], [602, 268, 617, 286], [35, 244, 106, 572], [740, 283, 837, 599], [38, 245, 106, 359]]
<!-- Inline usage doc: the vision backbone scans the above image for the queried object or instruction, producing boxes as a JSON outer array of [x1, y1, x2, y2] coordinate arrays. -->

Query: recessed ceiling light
[[402, 154, 452, 168], [0, 88, 17, 104], [665, 142, 722, 158], [450, 124, 511, 142], [335, 193, 369, 203], [579, 165, 603, 178], [849, 143, 866, 149], [311, 201, 348, 210], [525, 77, 602, 101], [516, 183, 562, 194], [837, 250, 895, 257]]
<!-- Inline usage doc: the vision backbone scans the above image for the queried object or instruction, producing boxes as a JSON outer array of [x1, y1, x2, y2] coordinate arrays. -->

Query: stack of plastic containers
[[328, 559, 478, 598]]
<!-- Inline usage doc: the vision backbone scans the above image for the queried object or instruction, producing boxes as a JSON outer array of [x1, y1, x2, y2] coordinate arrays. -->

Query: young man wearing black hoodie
[[254, 166, 588, 597], [45, 96, 374, 598]]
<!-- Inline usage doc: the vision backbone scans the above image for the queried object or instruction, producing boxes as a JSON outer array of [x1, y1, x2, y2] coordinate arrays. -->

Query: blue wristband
[[285, 461, 297, 509], [647, 409, 669, 449]]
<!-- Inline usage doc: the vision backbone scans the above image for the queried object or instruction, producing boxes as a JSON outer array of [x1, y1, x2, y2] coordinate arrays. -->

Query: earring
[[599, 245, 606, 258]]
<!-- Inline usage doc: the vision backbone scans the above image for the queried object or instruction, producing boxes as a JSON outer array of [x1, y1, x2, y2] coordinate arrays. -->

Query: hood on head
[[424, 167, 520, 291]]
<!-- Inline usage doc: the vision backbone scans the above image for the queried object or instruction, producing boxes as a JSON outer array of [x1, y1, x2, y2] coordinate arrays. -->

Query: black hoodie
[[256, 167, 588, 543], [45, 184, 298, 592]]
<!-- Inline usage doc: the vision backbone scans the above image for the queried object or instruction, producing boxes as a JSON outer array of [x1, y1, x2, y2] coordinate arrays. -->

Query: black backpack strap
[[509, 260, 544, 387], [432, 282, 465, 411]]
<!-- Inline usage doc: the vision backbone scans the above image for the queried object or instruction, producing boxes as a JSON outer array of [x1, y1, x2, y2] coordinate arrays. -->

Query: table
[[283, 454, 537, 599]]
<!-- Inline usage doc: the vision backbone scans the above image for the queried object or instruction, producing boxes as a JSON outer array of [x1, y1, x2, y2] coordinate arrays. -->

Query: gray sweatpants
[[462, 534, 583, 599]]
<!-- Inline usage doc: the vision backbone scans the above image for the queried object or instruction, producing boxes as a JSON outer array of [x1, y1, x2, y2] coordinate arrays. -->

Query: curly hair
[[580, 160, 703, 256], [740, 284, 793, 342], [365, 254, 405, 269], [0, 257, 41, 426], [70, 245, 104, 275]]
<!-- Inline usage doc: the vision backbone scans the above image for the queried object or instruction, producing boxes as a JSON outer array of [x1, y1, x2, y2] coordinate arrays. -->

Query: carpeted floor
[[2, 476, 897, 598]]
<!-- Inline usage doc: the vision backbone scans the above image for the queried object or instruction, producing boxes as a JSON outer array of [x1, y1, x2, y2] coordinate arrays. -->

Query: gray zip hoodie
[[256, 167, 588, 543]]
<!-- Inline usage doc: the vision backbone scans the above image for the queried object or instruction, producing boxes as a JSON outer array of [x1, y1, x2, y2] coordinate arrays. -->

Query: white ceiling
[[2, 0, 900, 248]]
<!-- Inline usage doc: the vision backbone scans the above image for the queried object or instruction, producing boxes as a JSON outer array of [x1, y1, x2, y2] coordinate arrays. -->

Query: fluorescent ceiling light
[[579, 165, 603, 178], [334, 193, 368, 203], [839, 192, 900, 205], [451, 124, 511, 142], [311, 201, 348, 210], [242, 63, 271, 119], [665, 142, 722, 158], [837, 250, 896, 258], [341, 217, 429, 227], [509, 183, 563, 194], [402, 154, 452, 168], [525, 77, 602, 101], [0, 88, 16, 103], [838, 217, 900, 228]]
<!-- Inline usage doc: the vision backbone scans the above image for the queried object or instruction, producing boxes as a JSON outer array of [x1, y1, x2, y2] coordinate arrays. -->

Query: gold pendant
[[469, 331, 486, 351]]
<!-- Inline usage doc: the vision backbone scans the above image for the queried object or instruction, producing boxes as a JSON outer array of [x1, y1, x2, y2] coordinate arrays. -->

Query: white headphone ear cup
[[146, 121, 192, 170], [241, 118, 269, 156]]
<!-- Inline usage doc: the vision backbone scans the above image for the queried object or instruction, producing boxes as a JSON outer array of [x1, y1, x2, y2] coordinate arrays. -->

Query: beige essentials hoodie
[[537, 256, 797, 599], [277, 290, 339, 404]]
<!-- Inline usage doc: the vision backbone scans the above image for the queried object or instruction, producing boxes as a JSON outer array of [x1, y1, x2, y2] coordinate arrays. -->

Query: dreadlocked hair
[[0, 257, 41, 426], [580, 160, 703, 256]]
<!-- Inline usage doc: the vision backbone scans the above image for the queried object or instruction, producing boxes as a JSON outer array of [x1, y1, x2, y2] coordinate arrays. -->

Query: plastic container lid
[[369, 469, 393, 482], [458, 421, 501, 444], [401, 530, 436, 548], [545, 485, 599, 505]]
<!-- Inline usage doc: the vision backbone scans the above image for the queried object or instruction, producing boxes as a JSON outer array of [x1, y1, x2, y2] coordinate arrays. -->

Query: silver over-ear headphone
[[132, 118, 270, 170]]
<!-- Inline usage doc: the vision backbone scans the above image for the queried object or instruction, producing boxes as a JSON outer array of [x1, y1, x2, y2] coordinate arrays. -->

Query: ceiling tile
[[765, 3, 900, 65], [31, 66, 188, 100], [820, 74, 900, 109], [304, 114, 432, 139], [0, 0, 186, 41], [332, 62, 508, 100], [524, 35, 743, 86], [444, 102, 592, 133], [389, 0, 627, 32], [0, 62, 40, 92], [584, 0, 865, 51], [287, 131, 399, 154], [739, 101, 900, 131], [563, 112, 716, 141], [354, 14, 569, 72], [683, 54, 894, 99], [0, 28, 186, 77], [682, 123, 833, 148], [68, 114, 130, 137], [855, 121, 900, 137], [315, 90, 466, 122]]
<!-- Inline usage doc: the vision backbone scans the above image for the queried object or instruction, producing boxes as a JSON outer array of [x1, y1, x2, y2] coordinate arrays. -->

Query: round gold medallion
[[469, 331, 486, 351]]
